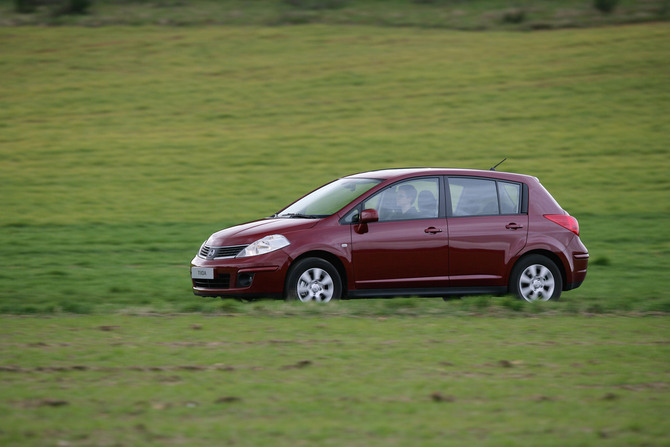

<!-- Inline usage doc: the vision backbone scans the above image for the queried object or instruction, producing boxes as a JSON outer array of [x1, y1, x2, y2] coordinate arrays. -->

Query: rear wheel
[[510, 255, 562, 302], [285, 258, 342, 303]]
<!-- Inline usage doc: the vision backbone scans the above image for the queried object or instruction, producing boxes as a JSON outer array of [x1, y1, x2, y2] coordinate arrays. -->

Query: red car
[[191, 168, 588, 303]]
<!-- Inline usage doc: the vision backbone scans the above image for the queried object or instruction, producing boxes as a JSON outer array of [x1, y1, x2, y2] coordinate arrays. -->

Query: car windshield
[[276, 178, 382, 218]]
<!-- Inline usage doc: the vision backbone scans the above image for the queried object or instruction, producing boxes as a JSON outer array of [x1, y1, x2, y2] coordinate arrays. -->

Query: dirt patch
[[281, 360, 313, 370], [215, 396, 242, 404], [0, 363, 261, 373], [430, 392, 456, 402]]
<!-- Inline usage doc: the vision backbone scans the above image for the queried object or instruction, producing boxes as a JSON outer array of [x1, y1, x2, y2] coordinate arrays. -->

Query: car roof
[[345, 168, 538, 183]]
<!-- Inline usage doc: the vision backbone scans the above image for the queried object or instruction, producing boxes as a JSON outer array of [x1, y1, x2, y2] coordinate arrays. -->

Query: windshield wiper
[[277, 213, 322, 219]]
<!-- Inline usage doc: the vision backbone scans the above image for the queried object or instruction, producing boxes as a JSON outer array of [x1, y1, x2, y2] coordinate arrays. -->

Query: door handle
[[505, 223, 524, 230], [424, 227, 443, 234]]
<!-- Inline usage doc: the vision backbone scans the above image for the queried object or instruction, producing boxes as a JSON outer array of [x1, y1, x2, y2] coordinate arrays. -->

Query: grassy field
[[1, 0, 669, 29], [0, 15, 669, 447], [1, 22, 669, 314], [1, 314, 669, 446]]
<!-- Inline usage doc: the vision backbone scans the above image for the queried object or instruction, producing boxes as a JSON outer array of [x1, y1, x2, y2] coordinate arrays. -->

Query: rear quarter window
[[498, 182, 521, 214]]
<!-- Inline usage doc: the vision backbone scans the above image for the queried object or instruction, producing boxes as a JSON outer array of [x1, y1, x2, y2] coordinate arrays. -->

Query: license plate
[[191, 267, 214, 280]]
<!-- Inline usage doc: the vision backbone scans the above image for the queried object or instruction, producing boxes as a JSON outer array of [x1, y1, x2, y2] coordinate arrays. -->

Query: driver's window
[[362, 178, 439, 222]]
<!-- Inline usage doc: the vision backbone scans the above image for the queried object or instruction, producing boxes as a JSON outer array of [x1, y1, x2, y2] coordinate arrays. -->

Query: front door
[[351, 177, 449, 290]]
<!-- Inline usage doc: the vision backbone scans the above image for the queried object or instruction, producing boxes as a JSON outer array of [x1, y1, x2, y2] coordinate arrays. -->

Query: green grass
[[1, 23, 669, 314], [1, 314, 669, 446], [0, 18, 669, 447], [1, 0, 669, 29]]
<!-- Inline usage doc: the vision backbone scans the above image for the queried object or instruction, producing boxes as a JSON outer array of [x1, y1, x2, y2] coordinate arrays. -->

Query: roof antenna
[[490, 158, 507, 171]]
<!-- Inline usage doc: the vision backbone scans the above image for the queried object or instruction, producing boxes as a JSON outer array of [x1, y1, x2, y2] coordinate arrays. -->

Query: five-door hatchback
[[191, 168, 588, 303]]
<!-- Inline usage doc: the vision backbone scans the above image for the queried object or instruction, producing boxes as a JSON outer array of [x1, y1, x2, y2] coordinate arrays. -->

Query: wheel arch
[[286, 250, 349, 298]]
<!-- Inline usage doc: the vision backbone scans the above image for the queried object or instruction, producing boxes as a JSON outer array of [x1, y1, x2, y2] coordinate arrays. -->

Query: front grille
[[193, 273, 231, 289], [198, 245, 248, 259]]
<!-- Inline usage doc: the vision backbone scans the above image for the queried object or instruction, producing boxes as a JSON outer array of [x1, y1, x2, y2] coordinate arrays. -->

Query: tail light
[[544, 214, 580, 236]]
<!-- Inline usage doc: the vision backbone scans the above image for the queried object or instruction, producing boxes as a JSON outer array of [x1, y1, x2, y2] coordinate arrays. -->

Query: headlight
[[237, 235, 290, 258]]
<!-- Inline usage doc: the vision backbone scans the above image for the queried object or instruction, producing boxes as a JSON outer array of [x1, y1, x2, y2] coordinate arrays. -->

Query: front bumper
[[190, 249, 291, 298]]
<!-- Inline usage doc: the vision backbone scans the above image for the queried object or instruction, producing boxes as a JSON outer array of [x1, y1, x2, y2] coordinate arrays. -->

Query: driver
[[396, 184, 419, 218]]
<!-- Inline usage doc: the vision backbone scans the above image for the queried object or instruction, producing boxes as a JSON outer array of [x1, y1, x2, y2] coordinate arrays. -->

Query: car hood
[[207, 218, 321, 246]]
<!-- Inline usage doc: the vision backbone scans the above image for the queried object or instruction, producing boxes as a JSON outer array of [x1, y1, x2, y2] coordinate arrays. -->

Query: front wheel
[[510, 255, 563, 302], [285, 258, 342, 303]]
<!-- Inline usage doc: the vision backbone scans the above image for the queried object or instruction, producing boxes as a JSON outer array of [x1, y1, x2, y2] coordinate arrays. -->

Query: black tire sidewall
[[285, 258, 342, 302], [510, 254, 563, 301]]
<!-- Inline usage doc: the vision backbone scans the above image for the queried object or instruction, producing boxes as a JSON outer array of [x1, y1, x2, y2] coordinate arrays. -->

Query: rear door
[[446, 177, 528, 288]]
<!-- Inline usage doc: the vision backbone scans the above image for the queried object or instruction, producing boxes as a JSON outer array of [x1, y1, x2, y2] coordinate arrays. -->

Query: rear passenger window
[[449, 178, 497, 216], [448, 178, 522, 217]]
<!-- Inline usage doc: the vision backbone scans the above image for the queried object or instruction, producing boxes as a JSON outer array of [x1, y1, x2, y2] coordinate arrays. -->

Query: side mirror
[[360, 209, 379, 224], [355, 209, 378, 234]]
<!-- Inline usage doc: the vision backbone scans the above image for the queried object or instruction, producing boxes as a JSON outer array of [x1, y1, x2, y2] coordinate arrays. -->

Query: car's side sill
[[347, 286, 507, 299], [193, 291, 283, 300]]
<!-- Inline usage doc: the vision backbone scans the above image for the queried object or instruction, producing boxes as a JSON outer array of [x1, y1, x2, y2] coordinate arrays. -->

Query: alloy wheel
[[518, 264, 555, 302], [296, 267, 335, 302]]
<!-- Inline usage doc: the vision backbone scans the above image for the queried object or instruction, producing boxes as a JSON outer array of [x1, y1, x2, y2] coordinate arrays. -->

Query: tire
[[285, 258, 342, 303], [510, 255, 563, 302]]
